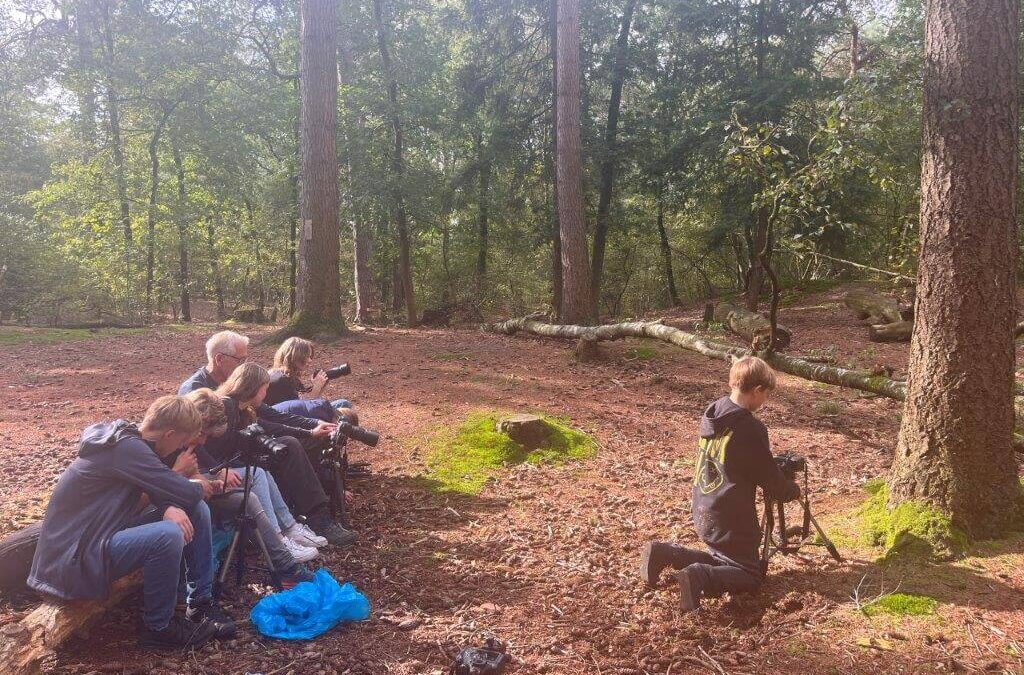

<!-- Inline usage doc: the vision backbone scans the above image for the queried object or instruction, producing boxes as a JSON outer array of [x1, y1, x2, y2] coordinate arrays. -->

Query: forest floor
[[2, 284, 1024, 674]]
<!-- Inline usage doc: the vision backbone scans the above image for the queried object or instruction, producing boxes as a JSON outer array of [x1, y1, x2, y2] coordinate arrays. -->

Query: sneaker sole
[[677, 569, 699, 613]]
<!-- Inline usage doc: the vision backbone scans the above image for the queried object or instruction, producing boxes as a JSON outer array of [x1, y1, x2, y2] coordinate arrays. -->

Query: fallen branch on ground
[[712, 302, 791, 350], [489, 315, 908, 401]]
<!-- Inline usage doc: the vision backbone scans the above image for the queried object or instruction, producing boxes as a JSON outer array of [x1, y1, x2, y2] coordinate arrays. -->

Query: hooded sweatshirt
[[27, 421, 203, 600], [691, 395, 799, 573]]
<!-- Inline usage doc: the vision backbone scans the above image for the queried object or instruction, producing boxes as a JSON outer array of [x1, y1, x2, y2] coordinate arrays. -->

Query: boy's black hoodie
[[691, 395, 799, 573]]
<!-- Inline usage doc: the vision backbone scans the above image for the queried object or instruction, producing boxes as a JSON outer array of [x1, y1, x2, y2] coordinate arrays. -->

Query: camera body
[[316, 363, 351, 380], [773, 452, 806, 480], [237, 423, 289, 464], [330, 420, 380, 449], [450, 637, 510, 675]]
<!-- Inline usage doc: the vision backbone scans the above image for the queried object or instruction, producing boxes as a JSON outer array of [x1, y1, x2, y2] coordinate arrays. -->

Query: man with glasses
[[178, 331, 356, 546]]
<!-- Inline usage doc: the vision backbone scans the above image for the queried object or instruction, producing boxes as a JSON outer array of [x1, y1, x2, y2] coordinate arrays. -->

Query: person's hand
[[172, 449, 199, 477], [208, 479, 225, 496], [311, 422, 336, 438], [221, 469, 243, 489], [311, 369, 329, 397], [163, 506, 194, 544], [191, 477, 216, 501]]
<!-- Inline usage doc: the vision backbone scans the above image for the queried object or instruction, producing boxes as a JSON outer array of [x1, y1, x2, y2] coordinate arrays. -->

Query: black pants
[[660, 543, 762, 598], [268, 436, 329, 517]]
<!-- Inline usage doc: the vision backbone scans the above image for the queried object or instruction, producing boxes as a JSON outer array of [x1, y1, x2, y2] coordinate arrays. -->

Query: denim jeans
[[245, 467, 297, 533], [107, 500, 214, 631], [272, 398, 353, 422]]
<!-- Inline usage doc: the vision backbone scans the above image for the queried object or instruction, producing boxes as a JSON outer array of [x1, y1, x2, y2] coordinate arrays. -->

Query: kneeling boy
[[641, 356, 800, 611]]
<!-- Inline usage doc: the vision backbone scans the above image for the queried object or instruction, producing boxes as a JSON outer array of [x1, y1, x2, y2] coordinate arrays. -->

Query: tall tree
[[590, 0, 638, 317], [554, 0, 592, 324], [171, 136, 190, 322], [374, 0, 418, 326], [294, 0, 344, 332], [549, 0, 563, 316], [888, 0, 1020, 541]]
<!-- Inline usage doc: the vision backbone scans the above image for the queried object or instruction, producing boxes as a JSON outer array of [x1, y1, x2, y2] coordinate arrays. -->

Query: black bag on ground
[[0, 522, 41, 592], [450, 637, 510, 675]]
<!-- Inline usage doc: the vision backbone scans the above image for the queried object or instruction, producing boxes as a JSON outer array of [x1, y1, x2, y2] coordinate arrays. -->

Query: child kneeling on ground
[[640, 356, 800, 611]]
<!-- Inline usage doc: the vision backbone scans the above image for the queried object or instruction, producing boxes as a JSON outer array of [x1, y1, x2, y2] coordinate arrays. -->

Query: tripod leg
[[806, 509, 843, 562], [334, 461, 349, 528], [249, 528, 283, 590], [217, 527, 244, 594]]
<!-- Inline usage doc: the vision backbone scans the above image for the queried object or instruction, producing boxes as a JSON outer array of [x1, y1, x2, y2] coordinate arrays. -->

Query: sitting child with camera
[[640, 356, 800, 612], [265, 337, 358, 424]]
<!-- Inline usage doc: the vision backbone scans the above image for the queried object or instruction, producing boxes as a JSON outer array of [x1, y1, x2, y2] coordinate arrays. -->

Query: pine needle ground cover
[[422, 411, 597, 494]]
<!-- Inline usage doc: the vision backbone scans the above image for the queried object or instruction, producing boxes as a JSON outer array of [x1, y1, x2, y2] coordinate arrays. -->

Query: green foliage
[[0, 326, 146, 346], [423, 412, 596, 494], [862, 593, 938, 618], [857, 480, 968, 560], [814, 400, 843, 416]]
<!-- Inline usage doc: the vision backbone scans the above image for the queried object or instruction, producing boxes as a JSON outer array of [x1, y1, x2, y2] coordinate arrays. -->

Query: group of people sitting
[[27, 331, 363, 650]]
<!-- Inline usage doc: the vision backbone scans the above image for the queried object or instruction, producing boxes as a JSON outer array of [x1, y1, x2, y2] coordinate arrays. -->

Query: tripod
[[759, 465, 842, 566], [213, 458, 282, 596], [321, 438, 351, 528]]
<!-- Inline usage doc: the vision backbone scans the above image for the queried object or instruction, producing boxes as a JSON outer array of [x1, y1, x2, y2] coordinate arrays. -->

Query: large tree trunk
[[206, 218, 225, 320], [549, 0, 563, 316], [98, 1, 132, 318], [289, 76, 300, 318], [374, 0, 418, 327], [555, 0, 593, 324], [590, 0, 638, 316], [889, 0, 1020, 540], [73, 0, 97, 158], [144, 108, 173, 321], [294, 0, 344, 333], [171, 137, 191, 322], [713, 302, 791, 350], [655, 185, 680, 306], [475, 132, 491, 299]]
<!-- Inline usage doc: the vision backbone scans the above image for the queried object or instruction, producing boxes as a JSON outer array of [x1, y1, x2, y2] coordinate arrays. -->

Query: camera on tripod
[[321, 420, 380, 527], [330, 420, 379, 449], [315, 363, 352, 380], [237, 423, 289, 464], [773, 452, 806, 480], [760, 452, 842, 565]]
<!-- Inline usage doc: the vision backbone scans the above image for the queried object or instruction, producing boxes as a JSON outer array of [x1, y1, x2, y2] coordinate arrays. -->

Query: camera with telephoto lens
[[773, 452, 807, 480], [315, 363, 352, 380], [449, 637, 510, 675], [238, 423, 289, 463], [330, 420, 380, 448]]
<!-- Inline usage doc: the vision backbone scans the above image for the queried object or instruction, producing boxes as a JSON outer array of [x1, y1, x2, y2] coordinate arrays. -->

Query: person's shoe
[[640, 542, 673, 587], [308, 515, 358, 547], [138, 615, 218, 650], [283, 536, 319, 563], [285, 522, 328, 548], [185, 598, 237, 639], [677, 566, 703, 613], [280, 564, 316, 590]]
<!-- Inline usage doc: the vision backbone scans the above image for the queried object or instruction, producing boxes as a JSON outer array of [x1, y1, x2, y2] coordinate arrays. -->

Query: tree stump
[[497, 414, 552, 450], [843, 290, 902, 324], [573, 332, 601, 362]]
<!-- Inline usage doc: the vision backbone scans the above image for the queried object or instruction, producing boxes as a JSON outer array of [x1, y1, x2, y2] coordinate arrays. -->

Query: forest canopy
[[1, 0, 930, 325]]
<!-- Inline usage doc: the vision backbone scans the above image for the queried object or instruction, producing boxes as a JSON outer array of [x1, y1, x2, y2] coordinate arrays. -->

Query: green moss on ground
[[0, 326, 146, 345], [862, 592, 938, 617], [857, 480, 967, 560], [424, 412, 597, 494], [626, 345, 660, 361]]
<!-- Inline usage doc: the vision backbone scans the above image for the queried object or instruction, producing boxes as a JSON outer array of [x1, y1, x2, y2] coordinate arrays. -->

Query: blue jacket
[[27, 421, 202, 600]]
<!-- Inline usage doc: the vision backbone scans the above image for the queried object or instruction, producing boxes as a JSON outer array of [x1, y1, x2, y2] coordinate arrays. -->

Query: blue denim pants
[[107, 500, 214, 630], [272, 398, 353, 422]]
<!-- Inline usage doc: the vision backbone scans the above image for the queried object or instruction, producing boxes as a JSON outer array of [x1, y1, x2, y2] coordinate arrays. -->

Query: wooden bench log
[[0, 575, 140, 675], [712, 302, 791, 350], [869, 320, 913, 343]]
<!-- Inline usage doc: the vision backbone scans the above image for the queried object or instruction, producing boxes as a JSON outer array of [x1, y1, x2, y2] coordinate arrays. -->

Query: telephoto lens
[[323, 364, 351, 379], [331, 421, 380, 447]]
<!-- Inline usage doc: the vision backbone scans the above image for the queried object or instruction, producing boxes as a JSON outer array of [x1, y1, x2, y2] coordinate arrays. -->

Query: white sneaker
[[282, 535, 319, 563], [285, 522, 328, 548]]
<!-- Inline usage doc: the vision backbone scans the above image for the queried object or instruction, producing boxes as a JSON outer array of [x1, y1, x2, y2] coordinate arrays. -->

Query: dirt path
[[1, 290, 1022, 674]]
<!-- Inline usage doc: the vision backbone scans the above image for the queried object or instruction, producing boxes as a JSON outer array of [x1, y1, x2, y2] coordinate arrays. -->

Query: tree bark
[[555, 0, 593, 324], [549, 0, 563, 316], [144, 108, 174, 321], [98, 1, 132, 317], [490, 315, 908, 400], [73, 0, 97, 158], [206, 218, 225, 320], [295, 0, 344, 333], [889, 0, 1020, 539], [655, 185, 680, 306], [171, 137, 190, 322], [475, 132, 491, 299], [590, 0, 638, 315], [713, 302, 791, 350], [374, 0, 418, 326]]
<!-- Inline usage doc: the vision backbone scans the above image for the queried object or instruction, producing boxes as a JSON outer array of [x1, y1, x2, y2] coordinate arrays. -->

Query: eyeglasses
[[217, 352, 248, 363]]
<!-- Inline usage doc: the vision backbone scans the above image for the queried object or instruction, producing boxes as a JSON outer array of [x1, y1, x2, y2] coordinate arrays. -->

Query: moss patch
[[862, 592, 938, 617], [857, 480, 967, 560], [0, 326, 146, 346], [423, 412, 597, 494], [626, 345, 660, 361]]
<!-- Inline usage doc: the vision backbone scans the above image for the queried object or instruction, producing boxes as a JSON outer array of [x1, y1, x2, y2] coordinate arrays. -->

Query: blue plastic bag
[[250, 569, 370, 640]]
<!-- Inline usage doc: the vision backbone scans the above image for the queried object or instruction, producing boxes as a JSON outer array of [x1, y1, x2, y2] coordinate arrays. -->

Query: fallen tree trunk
[[844, 290, 903, 324], [490, 315, 907, 401], [0, 575, 140, 675], [712, 302, 791, 350], [869, 320, 913, 343]]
